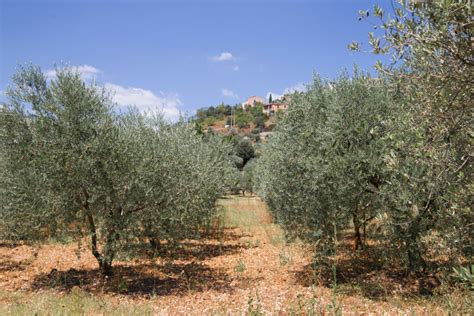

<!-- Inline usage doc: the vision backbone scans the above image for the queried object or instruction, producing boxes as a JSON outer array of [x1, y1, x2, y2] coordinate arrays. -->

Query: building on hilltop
[[241, 96, 265, 110], [242, 93, 294, 115], [263, 103, 288, 116]]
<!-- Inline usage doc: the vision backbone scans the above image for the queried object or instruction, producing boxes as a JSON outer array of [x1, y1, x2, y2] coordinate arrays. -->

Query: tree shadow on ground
[[291, 238, 441, 300], [0, 242, 23, 248], [120, 228, 251, 261], [198, 229, 254, 241], [27, 227, 261, 297], [165, 242, 249, 260], [0, 259, 29, 273], [31, 262, 236, 297]]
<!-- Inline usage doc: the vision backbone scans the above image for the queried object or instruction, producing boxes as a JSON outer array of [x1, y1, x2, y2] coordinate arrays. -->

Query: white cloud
[[221, 88, 238, 99], [283, 83, 306, 94], [45, 65, 101, 81], [42, 65, 181, 121], [105, 83, 182, 121], [266, 83, 307, 102], [211, 52, 235, 62]]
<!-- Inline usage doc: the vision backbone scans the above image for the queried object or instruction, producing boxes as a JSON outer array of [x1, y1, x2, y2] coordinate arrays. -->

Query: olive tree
[[240, 158, 257, 196], [234, 137, 256, 170], [0, 65, 235, 276], [255, 71, 392, 254], [354, 0, 473, 271]]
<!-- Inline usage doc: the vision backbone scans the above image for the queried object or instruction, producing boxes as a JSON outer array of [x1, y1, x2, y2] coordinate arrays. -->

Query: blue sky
[[1, 0, 390, 119]]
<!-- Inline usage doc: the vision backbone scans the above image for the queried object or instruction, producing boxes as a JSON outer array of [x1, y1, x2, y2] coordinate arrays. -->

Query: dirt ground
[[0, 197, 471, 315]]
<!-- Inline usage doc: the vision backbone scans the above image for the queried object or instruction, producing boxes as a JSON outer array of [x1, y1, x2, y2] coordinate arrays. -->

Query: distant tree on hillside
[[196, 108, 208, 121], [235, 108, 253, 128], [235, 138, 255, 169], [206, 106, 216, 117], [254, 116, 265, 130]]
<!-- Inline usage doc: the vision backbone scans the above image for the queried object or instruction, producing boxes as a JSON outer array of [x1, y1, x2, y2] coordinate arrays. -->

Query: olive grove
[[0, 65, 235, 276]]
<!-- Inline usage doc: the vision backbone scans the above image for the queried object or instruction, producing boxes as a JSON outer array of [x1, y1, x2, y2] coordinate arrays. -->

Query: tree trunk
[[82, 190, 117, 277], [85, 211, 115, 277], [148, 236, 161, 251], [98, 257, 113, 277], [406, 238, 425, 273], [363, 209, 367, 247], [406, 220, 426, 273], [352, 212, 363, 251]]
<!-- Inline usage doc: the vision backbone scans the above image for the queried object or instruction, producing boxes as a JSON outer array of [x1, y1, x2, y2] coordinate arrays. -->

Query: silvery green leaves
[[356, 0, 473, 271], [0, 65, 235, 275], [255, 70, 392, 255]]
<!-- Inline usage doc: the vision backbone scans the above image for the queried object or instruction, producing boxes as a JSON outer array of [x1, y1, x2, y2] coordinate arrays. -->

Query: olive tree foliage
[[0, 65, 235, 276], [234, 137, 256, 170], [240, 158, 257, 196], [353, 0, 473, 271], [255, 71, 392, 256]]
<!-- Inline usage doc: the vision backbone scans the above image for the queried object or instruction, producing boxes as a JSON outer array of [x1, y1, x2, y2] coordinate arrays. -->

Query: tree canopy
[[257, 0, 472, 272], [0, 65, 235, 275]]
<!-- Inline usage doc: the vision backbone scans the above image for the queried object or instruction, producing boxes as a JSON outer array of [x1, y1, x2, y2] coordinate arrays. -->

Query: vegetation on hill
[[193, 102, 270, 133]]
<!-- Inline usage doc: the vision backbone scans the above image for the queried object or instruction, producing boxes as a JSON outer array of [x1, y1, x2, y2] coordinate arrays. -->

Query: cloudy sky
[[0, 0, 389, 120]]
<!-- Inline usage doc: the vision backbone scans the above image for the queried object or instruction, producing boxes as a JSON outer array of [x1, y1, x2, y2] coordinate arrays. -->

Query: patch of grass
[[244, 239, 261, 248], [202, 206, 227, 239], [264, 224, 286, 246], [287, 292, 324, 316], [223, 204, 258, 231], [247, 291, 264, 315], [0, 289, 154, 315], [385, 289, 474, 314], [234, 258, 247, 273], [220, 196, 286, 246], [279, 249, 293, 266]]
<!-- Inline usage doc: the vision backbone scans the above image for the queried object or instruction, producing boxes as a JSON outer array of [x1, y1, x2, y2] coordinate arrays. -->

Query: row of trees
[[0, 0, 470, 279], [256, 0, 472, 272], [0, 66, 236, 276]]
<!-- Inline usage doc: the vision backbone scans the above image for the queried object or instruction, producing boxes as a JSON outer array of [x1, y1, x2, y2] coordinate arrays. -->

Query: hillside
[[193, 101, 287, 140]]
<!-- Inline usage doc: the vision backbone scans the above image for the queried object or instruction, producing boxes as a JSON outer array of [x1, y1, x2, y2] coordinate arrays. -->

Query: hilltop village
[[193, 93, 294, 140]]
